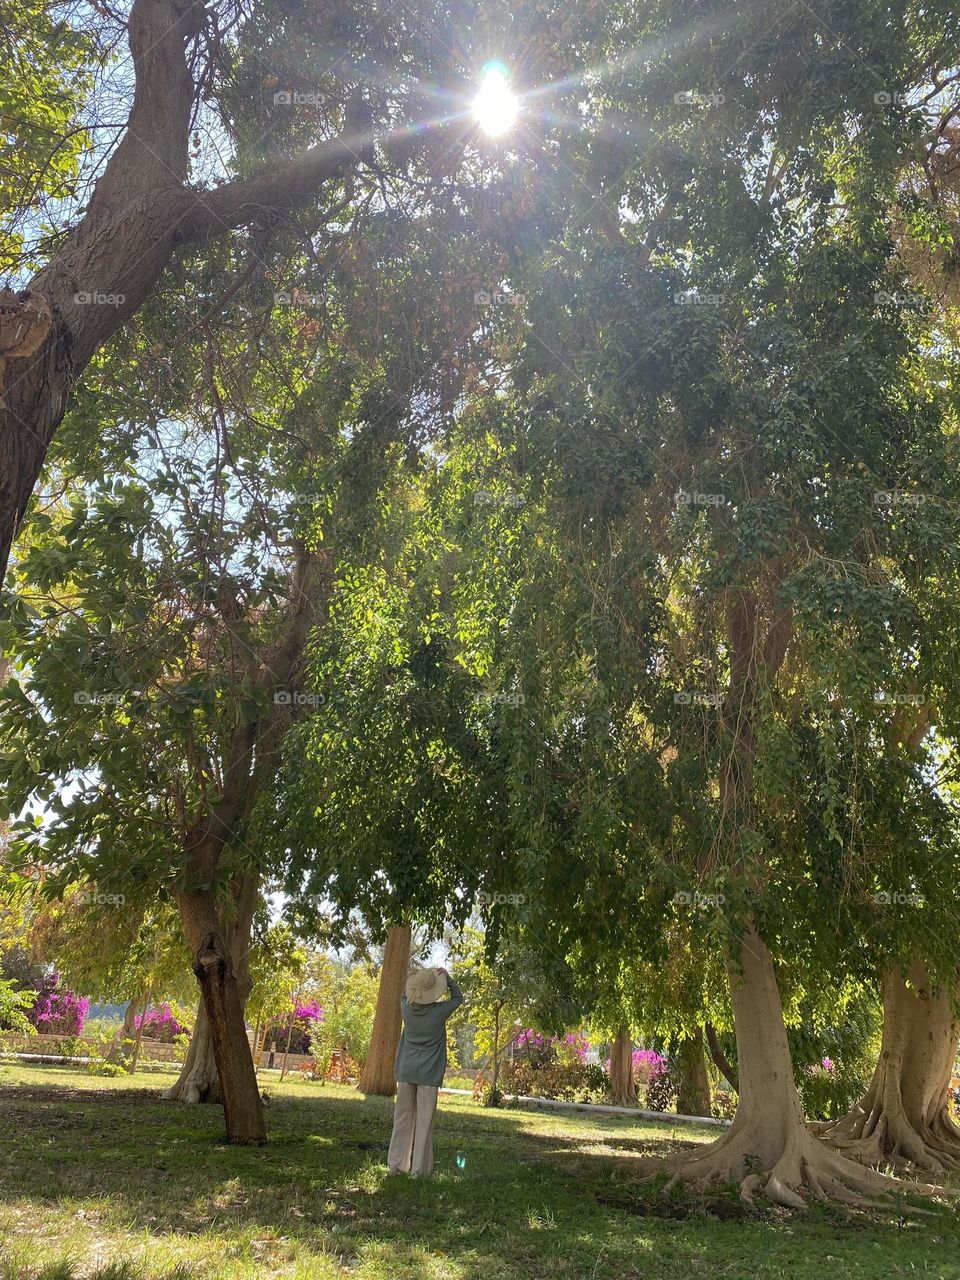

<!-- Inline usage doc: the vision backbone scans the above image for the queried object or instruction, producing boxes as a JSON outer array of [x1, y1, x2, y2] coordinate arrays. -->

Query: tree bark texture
[[358, 924, 412, 1096]]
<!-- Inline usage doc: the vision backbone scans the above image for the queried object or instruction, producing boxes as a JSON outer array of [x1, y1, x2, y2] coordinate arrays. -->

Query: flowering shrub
[[134, 1003, 189, 1043], [632, 1048, 667, 1088], [640, 1054, 680, 1111], [29, 976, 89, 1036], [295, 999, 323, 1022], [602, 1046, 668, 1090], [497, 1029, 603, 1101], [511, 1028, 590, 1068], [264, 1000, 324, 1055], [561, 1032, 589, 1063], [512, 1028, 551, 1065]]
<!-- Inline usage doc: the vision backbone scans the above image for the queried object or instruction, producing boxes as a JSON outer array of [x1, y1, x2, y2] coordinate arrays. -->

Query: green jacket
[[394, 977, 464, 1087]]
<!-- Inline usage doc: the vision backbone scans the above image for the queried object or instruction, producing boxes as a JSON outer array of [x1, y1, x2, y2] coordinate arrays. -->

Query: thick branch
[[87, 0, 201, 209], [180, 126, 379, 243]]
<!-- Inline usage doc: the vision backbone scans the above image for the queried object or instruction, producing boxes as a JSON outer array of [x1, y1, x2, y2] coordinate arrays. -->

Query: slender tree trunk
[[608, 1027, 636, 1106], [676, 1028, 711, 1117], [108, 993, 145, 1062], [490, 1002, 503, 1104], [821, 962, 960, 1172], [705, 1022, 738, 1093], [358, 924, 412, 1096], [165, 871, 257, 1107], [122, 996, 142, 1037], [129, 991, 149, 1074], [172, 867, 263, 1143], [280, 996, 299, 1082]]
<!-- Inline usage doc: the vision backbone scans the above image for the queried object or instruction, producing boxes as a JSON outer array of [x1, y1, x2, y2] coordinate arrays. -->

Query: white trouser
[[388, 1081, 439, 1176]]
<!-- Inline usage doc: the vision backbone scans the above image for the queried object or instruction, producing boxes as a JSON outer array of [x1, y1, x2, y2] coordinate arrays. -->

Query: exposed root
[[820, 962, 960, 1177], [820, 1100, 960, 1175], [662, 1118, 954, 1211]]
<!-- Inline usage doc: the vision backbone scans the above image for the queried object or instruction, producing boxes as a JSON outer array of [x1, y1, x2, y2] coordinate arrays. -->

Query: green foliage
[[500, 1057, 609, 1104], [799, 1063, 869, 1124], [246, 925, 309, 1030], [307, 962, 379, 1075], [0, 0, 100, 272], [85, 1060, 126, 1078], [0, 976, 33, 1033], [3, 0, 960, 1160]]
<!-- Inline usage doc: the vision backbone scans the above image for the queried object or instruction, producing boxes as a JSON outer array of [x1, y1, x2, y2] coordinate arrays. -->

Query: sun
[[472, 61, 519, 137]]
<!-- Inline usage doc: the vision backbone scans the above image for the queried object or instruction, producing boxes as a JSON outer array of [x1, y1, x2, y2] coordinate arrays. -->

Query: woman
[[388, 965, 463, 1177]]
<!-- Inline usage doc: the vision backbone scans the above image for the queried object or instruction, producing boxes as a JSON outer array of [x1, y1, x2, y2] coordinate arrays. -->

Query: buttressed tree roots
[[819, 962, 960, 1175], [663, 931, 951, 1208]]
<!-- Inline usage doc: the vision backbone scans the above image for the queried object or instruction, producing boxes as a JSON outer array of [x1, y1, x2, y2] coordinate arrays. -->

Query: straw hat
[[405, 966, 448, 1004]]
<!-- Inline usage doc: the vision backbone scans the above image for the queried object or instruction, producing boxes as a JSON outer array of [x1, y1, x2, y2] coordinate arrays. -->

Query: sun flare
[[472, 61, 519, 137]]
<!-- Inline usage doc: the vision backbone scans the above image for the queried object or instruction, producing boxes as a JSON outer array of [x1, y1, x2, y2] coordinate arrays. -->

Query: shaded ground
[[0, 1063, 957, 1280]]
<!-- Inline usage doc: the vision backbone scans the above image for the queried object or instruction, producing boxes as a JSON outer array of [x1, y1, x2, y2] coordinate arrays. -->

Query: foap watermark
[[874, 289, 925, 309], [673, 90, 725, 108], [673, 691, 721, 707], [673, 890, 726, 907], [873, 691, 924, 707], [473, 489, 524, 508], [674, 490, 726, 507], [73, 690, 126, 706], [273, 89, 322, 106], [275, 288, 323, 308], [77, 889, 126, 908], [874, 490, 926, 508], [477, 890, 526, 907], [476, 691, 525, 708], [273, 690, 325, 707], [871, 92, 938, 123], [873, 890, 923, 906], [873, 90, 909, 105], [74, 291, 125, 307], [474, 288, 524, 308], [673, 290, 725, 306]]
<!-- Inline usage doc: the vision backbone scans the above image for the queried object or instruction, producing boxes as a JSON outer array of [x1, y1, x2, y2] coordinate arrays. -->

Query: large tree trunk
[[358, 924, 411, 1096], [676, 1028, 711, 1117], [662, 593, 940, 1204], [173, 871, 264, 1144], [165, 871, 258, 1107], [820, 961, 960, 1173], [169, 998, 220, 1103], [608, 1027, 636, 1106], [0, 0, 380, 581], [664, 929, 941, 1207]]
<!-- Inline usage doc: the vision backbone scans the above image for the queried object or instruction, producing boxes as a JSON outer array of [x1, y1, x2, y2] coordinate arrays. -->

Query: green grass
[[0, 1063, 958, 1280]]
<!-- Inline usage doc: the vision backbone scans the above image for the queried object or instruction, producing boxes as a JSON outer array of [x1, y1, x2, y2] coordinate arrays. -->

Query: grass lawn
[[0, 1063, 958, 1280]]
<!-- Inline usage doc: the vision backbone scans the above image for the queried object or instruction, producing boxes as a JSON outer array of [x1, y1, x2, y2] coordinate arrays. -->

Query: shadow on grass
[[0, 1071, 957, 1280]]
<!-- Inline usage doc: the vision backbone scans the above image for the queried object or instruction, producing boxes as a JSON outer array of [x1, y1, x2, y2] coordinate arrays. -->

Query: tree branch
[[180, 124, 384, 243]]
